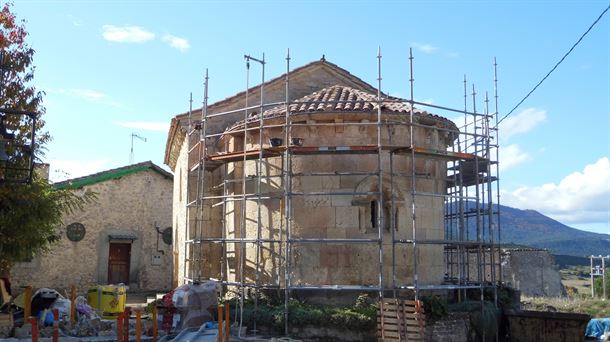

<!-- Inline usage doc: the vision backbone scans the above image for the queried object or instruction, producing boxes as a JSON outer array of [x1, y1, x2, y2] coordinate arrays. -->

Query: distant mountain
[[455, 203, 610, 257]]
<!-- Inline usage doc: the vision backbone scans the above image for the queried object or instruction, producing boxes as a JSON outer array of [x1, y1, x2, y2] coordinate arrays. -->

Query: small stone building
[[165, 59, 459, 293], [501, 248, 564, 297], [461, 247, 564, 297], [11, 161, 173, 292]]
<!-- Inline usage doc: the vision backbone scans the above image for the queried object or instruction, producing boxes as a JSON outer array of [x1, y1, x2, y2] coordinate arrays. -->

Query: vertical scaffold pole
[[253, 53, 266, 335], [461, 76, 469, 291], [283, 48, 292, 337], [493, 58, 502, 284], [239, 58, 250, 335], [376, 46, 385, 301], [199, 69, 209, 283], [485, 91, 498, 307], [472, 83, 486, 341], [408, 48, 418, 301]]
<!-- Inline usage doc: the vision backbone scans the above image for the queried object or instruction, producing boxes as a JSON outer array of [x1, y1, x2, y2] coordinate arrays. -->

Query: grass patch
[[521, 296, 610, 317]]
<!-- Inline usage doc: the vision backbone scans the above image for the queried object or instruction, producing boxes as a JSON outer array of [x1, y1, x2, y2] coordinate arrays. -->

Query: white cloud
[[49, 159, 109, 183], [102, 25, 155, 43], [412, 42, 438, 54], [162, 34, 190, 52], [53, 88, 122, 107], [499, 107, 546, 141], [411, 42, 458, 58], [66, 89, 105, 101], [502, 157, 610, 225], [114, 121, 169, 132], [500, 144, 530, 171]]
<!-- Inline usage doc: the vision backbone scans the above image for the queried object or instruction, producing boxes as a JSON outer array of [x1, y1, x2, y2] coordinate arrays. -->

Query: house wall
[[178, 112, 452, 290], [172, 133, 189, 287], [11, 170, 173, 292]]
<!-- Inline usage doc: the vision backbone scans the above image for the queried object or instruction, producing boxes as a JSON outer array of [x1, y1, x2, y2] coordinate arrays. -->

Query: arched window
[[371, 200, 378, 229]]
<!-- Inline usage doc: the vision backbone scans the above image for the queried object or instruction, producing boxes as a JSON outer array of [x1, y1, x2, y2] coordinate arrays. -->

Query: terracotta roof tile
[[227, 85, 436, 131]]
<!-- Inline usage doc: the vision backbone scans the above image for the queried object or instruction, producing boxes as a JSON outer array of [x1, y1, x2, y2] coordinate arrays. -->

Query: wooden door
[[108, 243, 131, 284]]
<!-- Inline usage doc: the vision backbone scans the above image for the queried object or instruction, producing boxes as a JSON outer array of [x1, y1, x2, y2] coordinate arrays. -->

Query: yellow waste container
[[87, 285, 126, 319]]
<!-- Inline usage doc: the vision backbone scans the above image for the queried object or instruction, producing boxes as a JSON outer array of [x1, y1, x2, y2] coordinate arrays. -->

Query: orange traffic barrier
[[52, 308, 59, 342], [29, 316, 38, 342], [136, 308, 142, 342], [124, 307, 131, 342], [117, 311, 124, 342], [70, 285, 76, 323], [24, 286, 32, 320], [152, 305, 158, 342], [224, 304, 230, 342], [217, 305, 223, 342]]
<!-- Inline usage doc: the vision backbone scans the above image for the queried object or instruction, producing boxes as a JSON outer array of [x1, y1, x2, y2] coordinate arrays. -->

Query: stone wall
[[502, 249, 564, 297], [177, 111, 452, 290], [425, 312, 470, 342], [11, 169, 173, 292], [172, 134, 189, 287]]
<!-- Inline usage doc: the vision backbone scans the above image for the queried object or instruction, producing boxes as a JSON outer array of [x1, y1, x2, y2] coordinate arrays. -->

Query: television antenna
[[129, 133, 146, 164]]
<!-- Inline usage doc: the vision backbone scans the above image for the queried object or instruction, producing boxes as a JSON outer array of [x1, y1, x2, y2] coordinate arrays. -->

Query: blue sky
[[11, 0, 610, 234]]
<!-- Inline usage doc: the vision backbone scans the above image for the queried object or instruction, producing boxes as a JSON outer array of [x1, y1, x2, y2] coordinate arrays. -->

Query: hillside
[[459, 203, 609, 257]]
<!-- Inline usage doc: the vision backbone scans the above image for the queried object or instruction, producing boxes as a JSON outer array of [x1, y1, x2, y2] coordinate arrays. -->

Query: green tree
[[0, 2, 95, 275]]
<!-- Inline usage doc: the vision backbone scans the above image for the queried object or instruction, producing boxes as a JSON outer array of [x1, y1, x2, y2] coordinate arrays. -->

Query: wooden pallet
[[378, 299, 426, 341]]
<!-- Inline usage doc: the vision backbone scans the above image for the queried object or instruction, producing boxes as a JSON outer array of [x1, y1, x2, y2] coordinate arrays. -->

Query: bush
[[230, 297, 377, 333], [421, 295, 447, 321], [449, 301, 499, 342], [593, 272, 610, 299]]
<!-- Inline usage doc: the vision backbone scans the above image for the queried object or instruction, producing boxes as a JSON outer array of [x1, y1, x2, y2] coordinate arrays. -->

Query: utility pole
[[590, 255, 608, 299]]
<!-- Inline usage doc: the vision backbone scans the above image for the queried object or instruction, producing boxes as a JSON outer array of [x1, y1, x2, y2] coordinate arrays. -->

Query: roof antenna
[[321, 54, 326, 62], [129, 133, 147, 164]]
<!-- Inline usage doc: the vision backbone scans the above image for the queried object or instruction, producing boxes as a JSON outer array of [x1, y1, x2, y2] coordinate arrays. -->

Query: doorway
[[108, 243, 131, 284]]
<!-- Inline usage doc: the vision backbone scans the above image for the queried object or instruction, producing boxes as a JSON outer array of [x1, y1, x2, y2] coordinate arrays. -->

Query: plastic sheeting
[[586, 318, 610, 340], [170, 282, 217, 331]]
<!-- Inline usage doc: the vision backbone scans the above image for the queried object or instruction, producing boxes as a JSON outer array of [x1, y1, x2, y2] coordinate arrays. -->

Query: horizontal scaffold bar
[[203, 145, 481, 164]]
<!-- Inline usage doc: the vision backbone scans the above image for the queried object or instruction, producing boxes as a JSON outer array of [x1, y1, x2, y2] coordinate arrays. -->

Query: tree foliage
[[594, 272, 610, 299], [0, 1, 48, 158], [0, 2, 96, 275]]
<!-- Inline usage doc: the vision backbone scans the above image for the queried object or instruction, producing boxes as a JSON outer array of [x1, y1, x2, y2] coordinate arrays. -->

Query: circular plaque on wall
[[66, 222, 86, 242], [162, 227, 172, 245]]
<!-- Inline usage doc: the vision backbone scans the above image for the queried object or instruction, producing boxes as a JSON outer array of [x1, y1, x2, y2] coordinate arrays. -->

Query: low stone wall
[[505, 310, 590, 342], [257, 312, 469, 341], [289, 325, 376, 341], [425, 312, 470, 342]]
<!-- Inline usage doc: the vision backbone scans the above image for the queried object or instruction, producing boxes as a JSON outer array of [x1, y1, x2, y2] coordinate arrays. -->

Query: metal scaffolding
[[181, 49, 502, 336]]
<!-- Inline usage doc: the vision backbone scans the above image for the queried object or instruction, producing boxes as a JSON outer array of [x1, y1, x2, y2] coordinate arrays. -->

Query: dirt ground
[[560, 267, 592, 296]]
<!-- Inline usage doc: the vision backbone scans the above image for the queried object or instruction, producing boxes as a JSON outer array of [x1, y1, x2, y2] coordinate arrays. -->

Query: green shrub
[[228, 297, 377, 333], [593, 272, 610, 299], [449, 300, 499, 342], [421, 295, 448, 321]]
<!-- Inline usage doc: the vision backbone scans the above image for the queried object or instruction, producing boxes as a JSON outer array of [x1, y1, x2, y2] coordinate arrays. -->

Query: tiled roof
[[267, 85, 423, 115], [227, 85, 445, 131], [53, 161, 172, 190]]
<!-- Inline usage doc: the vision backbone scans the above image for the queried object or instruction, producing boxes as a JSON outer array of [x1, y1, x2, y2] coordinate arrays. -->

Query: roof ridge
[[172, 59, 379, 120], [53, 161, 172, 190]]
